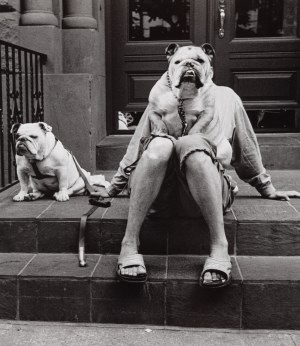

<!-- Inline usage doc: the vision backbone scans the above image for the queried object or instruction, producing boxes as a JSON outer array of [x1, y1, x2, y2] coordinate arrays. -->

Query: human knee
[[184, 150, 213, 172], [175, 136, 194, 153], [143, 137, 173, 163]]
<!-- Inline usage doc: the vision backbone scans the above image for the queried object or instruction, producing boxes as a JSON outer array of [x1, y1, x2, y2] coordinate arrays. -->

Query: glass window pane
[[117, 111, 143, 130], [235, 0, 298, 38], [248, 109, 300, 131], [129, 0, 190, 41]]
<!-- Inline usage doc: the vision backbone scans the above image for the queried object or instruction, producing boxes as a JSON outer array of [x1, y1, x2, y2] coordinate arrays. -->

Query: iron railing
[[0, 40, 47, 191]]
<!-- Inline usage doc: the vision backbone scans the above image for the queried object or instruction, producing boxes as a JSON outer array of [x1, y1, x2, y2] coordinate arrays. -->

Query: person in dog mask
[[94, 43, 300, 287]]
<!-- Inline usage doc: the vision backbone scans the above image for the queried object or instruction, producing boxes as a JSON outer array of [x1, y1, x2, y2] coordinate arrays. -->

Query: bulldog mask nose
[[185, 61, 194, 68]]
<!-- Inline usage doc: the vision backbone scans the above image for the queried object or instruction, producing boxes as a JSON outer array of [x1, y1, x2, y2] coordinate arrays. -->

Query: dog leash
[[167, 71, 188, 136], [70, 153, 111, 267], [177, 99, 188, 136]]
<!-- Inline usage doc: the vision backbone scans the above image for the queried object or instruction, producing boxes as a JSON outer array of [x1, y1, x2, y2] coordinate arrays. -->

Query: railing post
[[0, 40, 47, 190]]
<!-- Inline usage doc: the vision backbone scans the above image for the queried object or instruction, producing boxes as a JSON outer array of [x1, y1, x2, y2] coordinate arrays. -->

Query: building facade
[[1, 0, 300, 171]]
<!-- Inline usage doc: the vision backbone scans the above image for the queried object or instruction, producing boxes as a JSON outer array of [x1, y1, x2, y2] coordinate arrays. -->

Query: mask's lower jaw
[[175, 70, 203, 89]]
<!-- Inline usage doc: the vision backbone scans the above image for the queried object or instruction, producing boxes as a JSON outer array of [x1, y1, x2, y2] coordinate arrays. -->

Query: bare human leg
[[118, 137, 174, 278], [184, 151, 230, 285]]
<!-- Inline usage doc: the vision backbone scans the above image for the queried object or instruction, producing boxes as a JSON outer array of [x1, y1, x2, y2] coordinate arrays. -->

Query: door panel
[[106, 0, 208, 132], [107, 0, 300, 133], [213, 0, 300, 114]]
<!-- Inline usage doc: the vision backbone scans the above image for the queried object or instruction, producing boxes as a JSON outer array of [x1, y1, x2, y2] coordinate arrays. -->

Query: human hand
[[149, 112, 168, 135], [151, 123, 168, 136], [265, 190, 300, 201], [90, 186, 110, 198]]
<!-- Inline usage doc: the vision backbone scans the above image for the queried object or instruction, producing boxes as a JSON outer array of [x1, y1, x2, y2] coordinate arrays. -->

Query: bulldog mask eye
[[174, 60, 181, 65], [30, 135, 38, 139]]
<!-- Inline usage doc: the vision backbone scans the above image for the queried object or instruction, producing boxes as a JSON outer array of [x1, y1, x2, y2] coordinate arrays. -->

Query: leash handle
[[89, 197, 111, 208]]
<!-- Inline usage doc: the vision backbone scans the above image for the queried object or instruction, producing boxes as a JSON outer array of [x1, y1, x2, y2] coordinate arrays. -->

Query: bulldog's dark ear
[[201, 43, 215, 62], [38, 122, 52, 133], [165, 43, 180, 62], [11, 123, 21, 135]]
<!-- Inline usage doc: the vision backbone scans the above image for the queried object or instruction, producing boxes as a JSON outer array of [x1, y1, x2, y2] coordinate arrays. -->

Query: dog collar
[[166, 71, 187, 136], [29, 137, 59, 162]]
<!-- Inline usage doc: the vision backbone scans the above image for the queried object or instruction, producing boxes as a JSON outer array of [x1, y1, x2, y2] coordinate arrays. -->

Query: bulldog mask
[[148, 43, 217, 139], [166, 43, 215, 99], [11, 122, 107, 202], [147, 43, 232, 165]]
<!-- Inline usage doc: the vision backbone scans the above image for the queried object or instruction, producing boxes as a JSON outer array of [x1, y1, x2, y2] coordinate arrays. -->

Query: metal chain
[[166, 71, 187, 136]]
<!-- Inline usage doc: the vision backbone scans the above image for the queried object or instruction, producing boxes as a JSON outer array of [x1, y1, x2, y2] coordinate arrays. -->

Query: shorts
[[128, 133, 236, 218]]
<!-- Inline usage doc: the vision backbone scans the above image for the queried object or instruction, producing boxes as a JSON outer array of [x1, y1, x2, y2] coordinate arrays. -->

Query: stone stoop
[[0, 170, 299, 329], [96, 134, 300, 170], [0, 253, 299, 329]]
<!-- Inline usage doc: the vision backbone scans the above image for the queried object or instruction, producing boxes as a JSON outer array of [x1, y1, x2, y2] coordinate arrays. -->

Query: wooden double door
[[106, 0, 300, 133]]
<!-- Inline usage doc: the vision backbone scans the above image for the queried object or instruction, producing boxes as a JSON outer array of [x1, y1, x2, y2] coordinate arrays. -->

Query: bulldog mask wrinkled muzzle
[[177, 67, 203, 89]]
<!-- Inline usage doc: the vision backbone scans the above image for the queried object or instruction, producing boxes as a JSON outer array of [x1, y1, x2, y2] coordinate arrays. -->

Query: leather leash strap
[[70, 152, 111, 267], [78, 205, 98, 267], [71, 153, 95, 195], [166, 71, 187, 136]]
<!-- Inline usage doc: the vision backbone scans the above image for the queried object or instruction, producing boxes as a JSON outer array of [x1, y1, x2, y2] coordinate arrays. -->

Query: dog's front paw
[[24, 192, 44, 201], [54, 190, 69, 202], [13, 192, 27, 202]]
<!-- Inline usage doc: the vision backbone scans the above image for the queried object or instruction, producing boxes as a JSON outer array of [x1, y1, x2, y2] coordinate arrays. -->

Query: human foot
[[201, 243, 230, 285], [117, 253, 147, 283], [199, 256, 232, 288], [117, 242, 147, 282]]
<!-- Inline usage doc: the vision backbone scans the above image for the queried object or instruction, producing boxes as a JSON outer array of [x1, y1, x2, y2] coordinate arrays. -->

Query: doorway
[[106, 0, 300, 133]]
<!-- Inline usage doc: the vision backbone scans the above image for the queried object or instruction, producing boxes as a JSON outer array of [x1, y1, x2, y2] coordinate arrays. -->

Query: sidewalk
[[0, 321, 299, 346]]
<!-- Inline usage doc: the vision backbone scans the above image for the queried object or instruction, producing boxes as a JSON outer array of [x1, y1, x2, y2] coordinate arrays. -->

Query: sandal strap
[[201, 257, 232, 279], [118, 254, 146, 270]]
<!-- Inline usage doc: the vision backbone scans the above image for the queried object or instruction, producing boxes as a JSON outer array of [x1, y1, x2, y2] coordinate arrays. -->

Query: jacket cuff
[[248, 172, 276, 197], [106, 183, 124, 197], [255, 182, 276, 197]]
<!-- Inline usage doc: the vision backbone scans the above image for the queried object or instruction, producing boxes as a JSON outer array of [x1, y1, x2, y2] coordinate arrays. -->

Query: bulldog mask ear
[[201, 43, 215, 63], [38, 122, 52, 133], [11, 123, 21, 135], [165, 43, 180, 62]]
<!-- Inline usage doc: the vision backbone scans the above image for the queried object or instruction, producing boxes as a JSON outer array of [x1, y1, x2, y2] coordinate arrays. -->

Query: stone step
[[0, 252, 299, 329], [0, 171, 300, 256], [96, 134, 300, 170]]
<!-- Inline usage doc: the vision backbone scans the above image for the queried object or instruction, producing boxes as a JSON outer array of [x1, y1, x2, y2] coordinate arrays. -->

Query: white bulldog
[[11, 122, 108, 202]]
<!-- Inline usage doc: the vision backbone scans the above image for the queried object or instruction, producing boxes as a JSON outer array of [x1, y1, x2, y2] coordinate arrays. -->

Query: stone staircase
[[96, 133, 300, 170], [0, 137, 300, 329]]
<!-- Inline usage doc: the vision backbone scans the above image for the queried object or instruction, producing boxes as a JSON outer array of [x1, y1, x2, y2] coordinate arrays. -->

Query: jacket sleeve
[[106, 106, 152, 196], [230, 96, 276, 197]]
